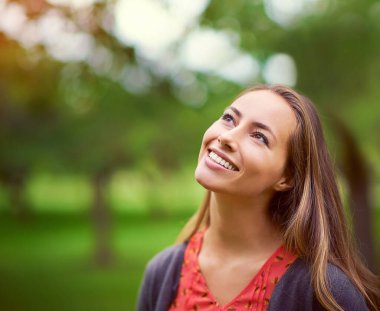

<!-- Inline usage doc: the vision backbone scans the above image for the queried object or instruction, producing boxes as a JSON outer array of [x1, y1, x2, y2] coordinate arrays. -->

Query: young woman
[[137, 85, 380, 311]]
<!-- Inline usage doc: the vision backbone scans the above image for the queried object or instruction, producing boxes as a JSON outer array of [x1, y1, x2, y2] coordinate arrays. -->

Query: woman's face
[[194, 90, 297, 199]]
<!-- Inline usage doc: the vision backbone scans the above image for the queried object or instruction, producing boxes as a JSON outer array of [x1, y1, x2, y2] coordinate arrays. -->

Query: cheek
[[201, 124, 219, 147], [198, 128, 212, 161], [244, 150, 287, 181]]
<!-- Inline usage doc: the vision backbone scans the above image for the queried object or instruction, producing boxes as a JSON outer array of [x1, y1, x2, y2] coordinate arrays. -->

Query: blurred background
[[0, 0, 379, 310]]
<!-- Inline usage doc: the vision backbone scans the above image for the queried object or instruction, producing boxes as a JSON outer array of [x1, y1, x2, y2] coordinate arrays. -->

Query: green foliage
[[1, 0, 379, 180], [1, 0, 378, 181]]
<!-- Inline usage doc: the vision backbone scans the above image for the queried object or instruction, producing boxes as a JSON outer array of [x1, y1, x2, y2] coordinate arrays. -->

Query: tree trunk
[[91, 171, 113, 267], [334, 121, 375, 271], [4, 169, 32, 221]]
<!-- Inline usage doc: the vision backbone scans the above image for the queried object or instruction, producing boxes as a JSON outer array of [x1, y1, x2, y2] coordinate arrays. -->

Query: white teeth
[[208, 151, 237, 171]]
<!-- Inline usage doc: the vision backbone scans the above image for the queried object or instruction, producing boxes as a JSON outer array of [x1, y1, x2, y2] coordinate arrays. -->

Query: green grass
[[0, 212, 191, 311]]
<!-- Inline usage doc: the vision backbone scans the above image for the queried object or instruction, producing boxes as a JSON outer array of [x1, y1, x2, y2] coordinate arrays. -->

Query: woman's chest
[[169, 232, 297, 311]]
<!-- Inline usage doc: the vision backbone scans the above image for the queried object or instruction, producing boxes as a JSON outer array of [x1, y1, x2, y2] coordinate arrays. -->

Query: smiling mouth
[[208, 151, 238, 171]]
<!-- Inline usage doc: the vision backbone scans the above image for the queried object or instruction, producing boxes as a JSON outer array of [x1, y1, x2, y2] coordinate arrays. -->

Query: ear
[[273, 176, 293, 192]]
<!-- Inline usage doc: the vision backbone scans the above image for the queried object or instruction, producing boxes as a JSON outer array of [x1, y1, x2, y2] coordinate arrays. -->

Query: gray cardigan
[[137, 243, 369, 311]]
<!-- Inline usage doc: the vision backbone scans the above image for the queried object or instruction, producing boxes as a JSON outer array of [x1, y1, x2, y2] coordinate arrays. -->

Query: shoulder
[[137, 243, 187, 311], [325, 263, 369, 310], [144, 242, 187, 280], [268, 258, 369, 311]]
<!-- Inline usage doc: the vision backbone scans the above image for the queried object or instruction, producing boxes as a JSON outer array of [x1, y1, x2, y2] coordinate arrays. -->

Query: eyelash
[[221, 113, 235, 123], [221, 113, 269, 146], [251, 131, 269, 146]]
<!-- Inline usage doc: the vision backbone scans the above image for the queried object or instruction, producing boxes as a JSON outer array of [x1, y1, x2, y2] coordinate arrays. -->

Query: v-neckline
[[195, 230, 284, 309]]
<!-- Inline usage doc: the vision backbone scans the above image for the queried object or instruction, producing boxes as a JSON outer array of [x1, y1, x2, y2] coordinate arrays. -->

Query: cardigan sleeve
[[136, 257, 155, 311], [268, 259, 369, 311], [136, 243, 186, 311]]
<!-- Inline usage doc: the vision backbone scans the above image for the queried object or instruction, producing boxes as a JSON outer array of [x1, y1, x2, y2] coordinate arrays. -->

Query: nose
[[217, 130, 238, 152]]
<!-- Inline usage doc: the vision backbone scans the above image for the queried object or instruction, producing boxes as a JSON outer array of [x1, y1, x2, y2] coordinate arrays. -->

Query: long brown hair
[[177, 84, 380, 310]]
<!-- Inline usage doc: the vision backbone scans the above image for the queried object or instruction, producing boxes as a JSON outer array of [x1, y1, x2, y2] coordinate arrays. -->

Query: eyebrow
[[227, 106, 277, 141]]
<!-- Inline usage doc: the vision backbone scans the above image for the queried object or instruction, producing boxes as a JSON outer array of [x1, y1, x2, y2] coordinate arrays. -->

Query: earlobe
[[274, 177, 293, 192]]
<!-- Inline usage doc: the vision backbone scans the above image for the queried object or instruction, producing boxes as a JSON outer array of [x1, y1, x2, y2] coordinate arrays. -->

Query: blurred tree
[[333, 119, 376, 270], [0, 33, 62, 220], [0, 0, 379, 269]]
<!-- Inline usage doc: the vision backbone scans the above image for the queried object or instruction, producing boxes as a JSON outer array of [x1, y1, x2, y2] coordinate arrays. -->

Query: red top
[[169, 230, 297, 311]]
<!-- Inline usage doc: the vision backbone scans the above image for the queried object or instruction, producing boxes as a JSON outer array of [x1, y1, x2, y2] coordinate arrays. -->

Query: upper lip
[[208, 148, 239, 170]]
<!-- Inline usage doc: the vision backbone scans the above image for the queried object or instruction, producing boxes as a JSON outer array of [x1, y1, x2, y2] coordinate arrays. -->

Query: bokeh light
[[263, 53, 297, 86]]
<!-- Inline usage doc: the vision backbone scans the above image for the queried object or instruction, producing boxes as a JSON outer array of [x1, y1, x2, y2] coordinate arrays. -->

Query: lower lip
[[205, 153, 235, 172]]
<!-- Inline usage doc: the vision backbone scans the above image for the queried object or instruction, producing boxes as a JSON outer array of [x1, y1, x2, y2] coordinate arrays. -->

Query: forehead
[[231, 90, 297, 139]]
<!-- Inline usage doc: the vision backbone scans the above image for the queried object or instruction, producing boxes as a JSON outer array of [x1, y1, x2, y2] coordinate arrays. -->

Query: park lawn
[[0, 208, 379, 311], [0, 212, 190, 311]]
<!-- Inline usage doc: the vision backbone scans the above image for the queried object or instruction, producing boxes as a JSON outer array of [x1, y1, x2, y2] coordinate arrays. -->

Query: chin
[[194, 167, 224, 193], [194, 165, 211, 190], [194, 165, 205, 186]]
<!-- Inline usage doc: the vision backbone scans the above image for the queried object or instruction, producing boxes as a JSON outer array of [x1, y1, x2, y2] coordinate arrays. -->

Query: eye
[[221, 113, 235, 124], [251, 131, 269, 146]]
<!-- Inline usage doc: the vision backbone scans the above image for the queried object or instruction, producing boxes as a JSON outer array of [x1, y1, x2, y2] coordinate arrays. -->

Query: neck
[[204, 191, 283, 257]]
